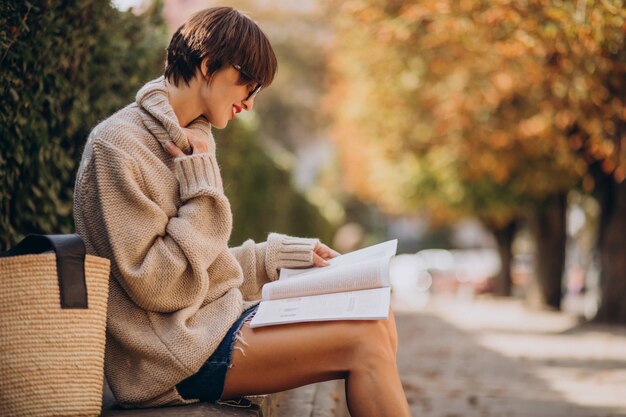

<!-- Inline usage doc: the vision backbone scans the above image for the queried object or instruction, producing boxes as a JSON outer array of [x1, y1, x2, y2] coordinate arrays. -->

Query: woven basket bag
[[0, 234, 110, 417]]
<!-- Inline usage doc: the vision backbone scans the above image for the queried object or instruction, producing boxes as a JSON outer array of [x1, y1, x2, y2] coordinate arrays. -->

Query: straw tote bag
[[0, 234, 110, 417]]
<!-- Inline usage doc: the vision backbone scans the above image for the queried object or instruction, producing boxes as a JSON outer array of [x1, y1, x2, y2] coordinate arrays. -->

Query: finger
[[186, 131, 210, 154], [315, 249, 333, 260], [165, 141, 185, 158], [315, 243, 341, 259], [187, 134, 196, 151], [182, 128, 196, 149], [324, 246, 341, 258], [312, 252, 330, 267]]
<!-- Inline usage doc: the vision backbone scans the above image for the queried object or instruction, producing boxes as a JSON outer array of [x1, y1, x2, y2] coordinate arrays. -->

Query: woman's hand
[[312, 242, 341, 267], [164, 127, 211, 157]]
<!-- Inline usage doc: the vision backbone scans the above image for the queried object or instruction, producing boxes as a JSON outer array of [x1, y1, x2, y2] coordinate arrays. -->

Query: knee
[[349, 318, 397, 368]]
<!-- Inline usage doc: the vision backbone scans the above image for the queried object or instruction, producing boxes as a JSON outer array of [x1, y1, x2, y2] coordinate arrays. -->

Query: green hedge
[[217, 121, 335, 246], [0, 0, 167, 250]]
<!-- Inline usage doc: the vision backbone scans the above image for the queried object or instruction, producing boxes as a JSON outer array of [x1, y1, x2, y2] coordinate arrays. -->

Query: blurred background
[[1, 0, 625, 324]]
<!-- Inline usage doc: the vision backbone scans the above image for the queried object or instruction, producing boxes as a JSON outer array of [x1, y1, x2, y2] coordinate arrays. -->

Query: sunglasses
[[231, 63, 262, 101]]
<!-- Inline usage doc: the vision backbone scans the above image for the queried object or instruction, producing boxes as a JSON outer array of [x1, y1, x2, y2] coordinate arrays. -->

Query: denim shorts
[[176, 305, 258, 403]]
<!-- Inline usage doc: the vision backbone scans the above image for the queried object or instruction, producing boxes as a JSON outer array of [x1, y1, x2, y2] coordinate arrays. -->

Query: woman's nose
[[242, 96, 255, 111]]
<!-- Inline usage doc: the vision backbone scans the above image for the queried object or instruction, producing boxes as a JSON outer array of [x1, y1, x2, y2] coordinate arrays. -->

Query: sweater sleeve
[[229, 233, 319, 301], [90, 140, 231, 313]]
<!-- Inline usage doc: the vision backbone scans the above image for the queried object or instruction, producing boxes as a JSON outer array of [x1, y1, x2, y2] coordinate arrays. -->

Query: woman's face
[[197, 64, 257, 129]]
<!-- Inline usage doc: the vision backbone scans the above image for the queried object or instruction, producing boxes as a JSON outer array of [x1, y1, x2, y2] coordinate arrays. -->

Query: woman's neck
[[165, 76, 202, 128]]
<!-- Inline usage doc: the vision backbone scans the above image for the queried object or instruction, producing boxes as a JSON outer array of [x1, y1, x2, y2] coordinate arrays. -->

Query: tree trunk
[[532, 193, 567, 309], [490, 220, 517, 297], [594, 175, 626, 323]]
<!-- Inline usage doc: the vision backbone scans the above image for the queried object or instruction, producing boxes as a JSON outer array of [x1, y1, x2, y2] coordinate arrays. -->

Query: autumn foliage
[[329, 0, 625, 226], [328, 0, 625, 319]]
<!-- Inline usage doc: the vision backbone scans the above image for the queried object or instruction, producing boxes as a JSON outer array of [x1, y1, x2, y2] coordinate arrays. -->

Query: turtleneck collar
[[136, 76, 212, 155]]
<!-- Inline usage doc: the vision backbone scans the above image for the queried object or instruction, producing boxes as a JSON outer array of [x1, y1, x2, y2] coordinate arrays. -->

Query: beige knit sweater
[[73, 77, 318, 408]]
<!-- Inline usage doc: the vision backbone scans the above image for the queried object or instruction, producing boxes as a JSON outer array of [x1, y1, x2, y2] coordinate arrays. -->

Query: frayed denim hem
[[176, 305, 259, 403]]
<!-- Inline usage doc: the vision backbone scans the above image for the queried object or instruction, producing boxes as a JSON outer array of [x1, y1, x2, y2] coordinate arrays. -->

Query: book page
[[280, 239, 398, 280], [262, 258, 388, 301], [249, 287, 391, 328]]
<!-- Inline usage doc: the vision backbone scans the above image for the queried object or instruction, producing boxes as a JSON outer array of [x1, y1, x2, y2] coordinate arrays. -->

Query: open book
[[249, 240, 397, 328]]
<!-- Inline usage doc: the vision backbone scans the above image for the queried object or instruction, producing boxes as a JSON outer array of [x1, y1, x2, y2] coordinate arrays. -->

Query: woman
[[74, 7, 410, 417]]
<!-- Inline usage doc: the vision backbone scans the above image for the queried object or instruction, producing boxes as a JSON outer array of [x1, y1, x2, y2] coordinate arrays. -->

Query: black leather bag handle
[[2, 234, 88, 309]]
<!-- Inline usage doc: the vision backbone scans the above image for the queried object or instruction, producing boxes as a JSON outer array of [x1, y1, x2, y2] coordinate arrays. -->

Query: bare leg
[[221, 309, 410, 417]]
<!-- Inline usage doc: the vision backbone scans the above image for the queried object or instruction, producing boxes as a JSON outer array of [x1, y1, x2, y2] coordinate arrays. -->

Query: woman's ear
[[200, 57, 210, 79]]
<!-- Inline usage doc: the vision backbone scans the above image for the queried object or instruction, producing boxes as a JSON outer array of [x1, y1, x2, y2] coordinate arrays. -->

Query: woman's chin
[[212, 119, 229, 129]]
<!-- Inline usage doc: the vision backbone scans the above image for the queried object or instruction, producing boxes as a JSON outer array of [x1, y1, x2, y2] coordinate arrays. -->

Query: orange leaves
[[494, 39, 527, 59], [480, 6, 522, 26], [398, 5, 431, 22], [478, 152, 511, 184], [568, 134, 584, 151], [491, 72, 515, 94], [517, 113, 550, 139], [555, 110, 575, 130], [328, 0, 624, 220], [338, 1, 384, 25], [489, 131, 513, 150], [588, 137, 617, 162], [582, 175, 595, 193]]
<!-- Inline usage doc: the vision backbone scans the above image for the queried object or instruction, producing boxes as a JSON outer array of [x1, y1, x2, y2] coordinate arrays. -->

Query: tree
[[328, 0, 624, 316]]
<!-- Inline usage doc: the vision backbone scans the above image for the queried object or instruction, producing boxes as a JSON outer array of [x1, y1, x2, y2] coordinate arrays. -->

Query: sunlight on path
[[394, 294, 626, 417]]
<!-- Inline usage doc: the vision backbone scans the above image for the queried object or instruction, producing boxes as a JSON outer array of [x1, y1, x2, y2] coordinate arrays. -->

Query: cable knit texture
[[73, 76, 318, 408]]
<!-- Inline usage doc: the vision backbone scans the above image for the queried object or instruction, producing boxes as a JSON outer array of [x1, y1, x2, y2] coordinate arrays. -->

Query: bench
[[101, 380, 349, 417]]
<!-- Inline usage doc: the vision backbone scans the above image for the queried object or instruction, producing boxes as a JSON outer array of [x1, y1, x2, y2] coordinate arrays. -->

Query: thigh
[[220, 319, 372, 399]]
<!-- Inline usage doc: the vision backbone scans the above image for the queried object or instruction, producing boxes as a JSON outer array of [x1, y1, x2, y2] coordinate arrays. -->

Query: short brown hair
[[164, 7, 277, 88]]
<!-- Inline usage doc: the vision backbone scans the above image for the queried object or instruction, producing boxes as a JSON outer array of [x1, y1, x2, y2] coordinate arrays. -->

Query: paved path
[[393, 294, 626, 417]]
